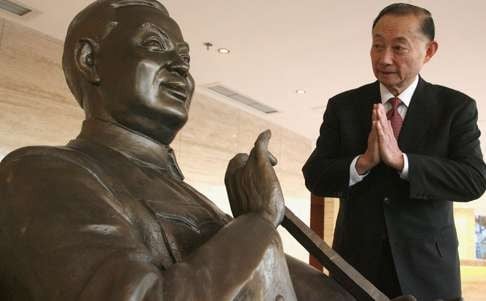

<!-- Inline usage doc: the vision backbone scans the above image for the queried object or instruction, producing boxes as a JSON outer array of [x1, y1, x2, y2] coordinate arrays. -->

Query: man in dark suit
[[303, 3, 486, 301]]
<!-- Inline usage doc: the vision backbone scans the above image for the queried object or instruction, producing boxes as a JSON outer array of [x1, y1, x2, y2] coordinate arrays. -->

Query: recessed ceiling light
[[0, 0, 31, 16], [296, 89, 306, 94], [217, 48, 230, 54]]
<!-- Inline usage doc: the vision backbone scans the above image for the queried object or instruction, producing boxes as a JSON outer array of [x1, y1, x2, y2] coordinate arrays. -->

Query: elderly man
[[303, 3, 486, 301], [0, 1, 352, 300]]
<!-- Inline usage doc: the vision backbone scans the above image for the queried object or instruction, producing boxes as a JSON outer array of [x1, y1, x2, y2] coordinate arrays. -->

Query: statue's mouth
[[161, 82, 188, 102]]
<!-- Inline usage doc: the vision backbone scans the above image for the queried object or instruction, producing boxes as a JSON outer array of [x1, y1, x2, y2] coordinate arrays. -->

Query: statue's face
[[96, 6, 195, 143]]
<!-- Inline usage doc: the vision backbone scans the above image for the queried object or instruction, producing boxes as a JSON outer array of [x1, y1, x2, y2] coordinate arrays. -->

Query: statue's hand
[[225, 130, 285, 227]]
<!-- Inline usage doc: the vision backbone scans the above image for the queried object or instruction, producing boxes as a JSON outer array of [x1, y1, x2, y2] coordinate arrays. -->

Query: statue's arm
[[165, 130, 296, 300], [164, 213, 285, 300], [0, 150, 288, 301], [286, 255, 355, 301], [78, 212, 285, 301]]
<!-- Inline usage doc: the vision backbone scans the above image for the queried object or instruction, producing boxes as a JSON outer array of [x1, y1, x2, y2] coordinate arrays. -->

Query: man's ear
[[75, 38, 101, 84], [423, 40, 438, 64]]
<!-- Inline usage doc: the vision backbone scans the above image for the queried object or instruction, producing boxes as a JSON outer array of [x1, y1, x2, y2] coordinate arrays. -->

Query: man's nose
[[379, 48, 394, 65]]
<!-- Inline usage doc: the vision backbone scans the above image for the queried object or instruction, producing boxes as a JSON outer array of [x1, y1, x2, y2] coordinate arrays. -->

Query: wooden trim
[[309, 193, 325, 270]]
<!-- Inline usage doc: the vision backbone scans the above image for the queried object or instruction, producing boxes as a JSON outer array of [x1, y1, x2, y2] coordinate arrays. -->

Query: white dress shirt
[[349, 75, 419, 186]]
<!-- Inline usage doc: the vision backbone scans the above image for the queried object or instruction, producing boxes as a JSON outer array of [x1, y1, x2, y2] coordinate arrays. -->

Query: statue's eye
[[142, 37, 168, 51]]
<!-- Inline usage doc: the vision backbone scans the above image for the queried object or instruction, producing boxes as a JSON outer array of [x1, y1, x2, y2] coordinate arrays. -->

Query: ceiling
[[1, 0, 485, 143]]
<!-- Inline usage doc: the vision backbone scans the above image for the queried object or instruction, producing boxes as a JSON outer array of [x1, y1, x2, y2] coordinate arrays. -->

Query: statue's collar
[[76, 118, 184, 180]]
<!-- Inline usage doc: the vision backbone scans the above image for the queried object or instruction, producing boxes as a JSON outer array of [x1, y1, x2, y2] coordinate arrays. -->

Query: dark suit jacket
[[303, 78, 486, 301]]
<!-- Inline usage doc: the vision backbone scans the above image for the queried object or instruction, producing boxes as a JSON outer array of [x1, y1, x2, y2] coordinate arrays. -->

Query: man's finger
[[378, 103, 387, 119], [391, 295, 417, 301], [371, 120, 378, 136], [377, 103, 387, 114], [387, 120, 395, 138], [376, 104, 388, 124], [377, 104, 394, 138], [372, 104, 378, 121], [375, 120, 386, 141]]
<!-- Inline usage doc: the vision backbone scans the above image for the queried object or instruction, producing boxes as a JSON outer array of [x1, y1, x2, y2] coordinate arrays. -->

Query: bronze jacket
[[0, 119, 300, 301]]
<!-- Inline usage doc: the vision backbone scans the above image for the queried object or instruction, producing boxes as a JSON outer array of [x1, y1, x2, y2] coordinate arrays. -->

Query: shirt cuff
[[399, 153, 409, 180], [349, 156, 369, 186]]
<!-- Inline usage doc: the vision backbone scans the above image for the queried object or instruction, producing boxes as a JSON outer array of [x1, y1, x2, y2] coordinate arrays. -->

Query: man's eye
[[142, 38, 167, 51], [393, 46, 407, 52]]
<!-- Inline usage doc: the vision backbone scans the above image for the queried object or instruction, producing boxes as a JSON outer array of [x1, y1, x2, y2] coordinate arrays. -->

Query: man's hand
[[356, 104, 381, 174], [375, 103, 404, 171], [224, 130, 285, 227], [391, 295, 417, 301]]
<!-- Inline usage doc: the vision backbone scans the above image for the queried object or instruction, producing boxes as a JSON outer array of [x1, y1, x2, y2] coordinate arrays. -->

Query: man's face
[[96, 6, 195, 143], [370, 14, 435, 95]]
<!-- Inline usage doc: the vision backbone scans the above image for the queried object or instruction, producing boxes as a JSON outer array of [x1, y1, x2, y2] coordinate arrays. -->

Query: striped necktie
[[386, 97, 403, 139]]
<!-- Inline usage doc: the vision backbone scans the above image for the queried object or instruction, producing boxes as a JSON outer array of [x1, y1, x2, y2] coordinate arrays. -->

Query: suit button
[[384, 197, 391, 205]]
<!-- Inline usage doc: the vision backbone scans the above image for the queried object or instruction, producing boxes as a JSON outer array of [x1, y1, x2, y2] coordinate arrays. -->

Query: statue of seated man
[[0, 1, 353, 300]]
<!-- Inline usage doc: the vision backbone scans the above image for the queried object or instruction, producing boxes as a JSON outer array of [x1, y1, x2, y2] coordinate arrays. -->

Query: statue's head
[[62, 0, 195, 144]]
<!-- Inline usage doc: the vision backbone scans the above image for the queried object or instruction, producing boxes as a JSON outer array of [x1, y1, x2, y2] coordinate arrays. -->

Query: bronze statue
[[0, 1, 421, 300], [0, 1, 352, 300]]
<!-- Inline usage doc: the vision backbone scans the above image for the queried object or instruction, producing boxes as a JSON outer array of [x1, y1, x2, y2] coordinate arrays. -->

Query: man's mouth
[[161, 82, 188, 102]]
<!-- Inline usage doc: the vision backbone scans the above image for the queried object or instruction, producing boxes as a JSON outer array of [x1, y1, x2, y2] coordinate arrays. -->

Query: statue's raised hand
[[225, 130, 285, 227]]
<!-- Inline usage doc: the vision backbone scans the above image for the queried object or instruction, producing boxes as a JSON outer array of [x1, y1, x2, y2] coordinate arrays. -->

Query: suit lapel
[[398, 77, 434, 152]]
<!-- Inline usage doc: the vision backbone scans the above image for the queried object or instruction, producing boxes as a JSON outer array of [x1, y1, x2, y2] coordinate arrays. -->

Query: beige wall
[[0, 18, 81, 152], [455, 208, 477, 260], [0, 17, 314, 261]]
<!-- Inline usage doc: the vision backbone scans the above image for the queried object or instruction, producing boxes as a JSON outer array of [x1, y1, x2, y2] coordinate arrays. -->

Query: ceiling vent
[[0, 0, 31, 16], [207, 84, 278, 114]]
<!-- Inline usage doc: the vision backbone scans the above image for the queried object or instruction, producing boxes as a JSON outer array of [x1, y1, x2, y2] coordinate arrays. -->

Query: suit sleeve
[[408, 99, 486, 201], [302, 99, 355, 197], [0, 152, 287, 301]]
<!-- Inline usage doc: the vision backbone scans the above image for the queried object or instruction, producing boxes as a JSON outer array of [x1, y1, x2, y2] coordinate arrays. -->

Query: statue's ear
[[75, 38, 101, 84]]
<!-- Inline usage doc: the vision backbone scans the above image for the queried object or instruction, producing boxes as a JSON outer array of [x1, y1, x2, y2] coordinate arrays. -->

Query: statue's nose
[[168, 60, 189, 77]]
